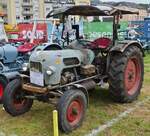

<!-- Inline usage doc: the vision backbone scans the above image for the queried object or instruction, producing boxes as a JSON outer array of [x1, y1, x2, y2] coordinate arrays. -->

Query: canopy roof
[[46, 5, 110, 18], [46, 5, 139, 18], [110, 6, 139, 15]]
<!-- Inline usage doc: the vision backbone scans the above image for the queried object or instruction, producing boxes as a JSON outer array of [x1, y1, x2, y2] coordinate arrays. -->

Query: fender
[[35, 43, 62, 51], [0, 71, 20, 82], [43, 43, 62, 50], [71, 84, 89, 107], [0, 74, 9, 83], [110, 40, 145, 56]]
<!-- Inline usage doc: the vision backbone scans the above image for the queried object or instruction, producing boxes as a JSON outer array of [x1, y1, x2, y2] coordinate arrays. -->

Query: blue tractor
[[0, 18, 26, 103], [125, 17, 150, 52]]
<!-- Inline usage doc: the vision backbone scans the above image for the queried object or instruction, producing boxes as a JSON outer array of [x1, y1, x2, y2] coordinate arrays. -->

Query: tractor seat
[[90, 37, 112, 49]]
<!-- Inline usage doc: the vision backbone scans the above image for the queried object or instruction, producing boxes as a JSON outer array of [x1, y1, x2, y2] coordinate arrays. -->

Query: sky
[[102, 0, 150, 4]]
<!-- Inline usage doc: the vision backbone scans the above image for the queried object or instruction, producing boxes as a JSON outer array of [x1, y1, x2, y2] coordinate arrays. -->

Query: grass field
[[0, 54, 150, 136]]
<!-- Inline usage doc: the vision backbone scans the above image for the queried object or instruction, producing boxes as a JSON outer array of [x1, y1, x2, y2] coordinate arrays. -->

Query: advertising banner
[[17, 23, 47, 41], [83, 21, 128, 40]]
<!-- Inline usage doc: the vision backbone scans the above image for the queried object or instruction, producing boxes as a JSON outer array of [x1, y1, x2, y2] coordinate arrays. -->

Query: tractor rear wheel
[[57, 89, 87, 133], [0, 77, 8, 104], [3, 79, 33, 116], [108, 46, 144, 103]]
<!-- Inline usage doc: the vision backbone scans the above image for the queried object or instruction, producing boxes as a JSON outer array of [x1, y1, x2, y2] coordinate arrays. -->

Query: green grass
[[102, 101, 150, 136], [0, 53, 150, 136]]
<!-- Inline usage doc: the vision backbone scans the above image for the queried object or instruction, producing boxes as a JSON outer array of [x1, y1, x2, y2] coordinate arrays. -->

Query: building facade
[[0, 0, 93, 24], [121, 9, 149, 21], [75, 0, 90, 5], [15, 0, 44, 23], [0, 0, 7, 22], [0, 0, 7, 14], [44, 0, 75, 19], [0, 0, 77, 24]]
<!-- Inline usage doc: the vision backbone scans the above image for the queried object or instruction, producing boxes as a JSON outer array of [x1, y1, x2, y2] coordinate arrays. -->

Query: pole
[[53, 110, 59, 136]]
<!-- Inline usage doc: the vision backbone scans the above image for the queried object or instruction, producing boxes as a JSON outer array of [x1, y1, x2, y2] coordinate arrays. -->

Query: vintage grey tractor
[[3, 5, 144, 133]]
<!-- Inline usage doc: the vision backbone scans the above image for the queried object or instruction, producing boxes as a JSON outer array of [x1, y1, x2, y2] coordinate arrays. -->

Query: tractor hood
[[29, 49, 95, 85], [30, 49, 84, 63], [0, 43, 18, 63]]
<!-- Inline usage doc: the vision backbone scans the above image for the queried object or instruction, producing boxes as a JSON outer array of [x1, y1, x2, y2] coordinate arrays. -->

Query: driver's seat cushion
[[90, 37, 112, 49]]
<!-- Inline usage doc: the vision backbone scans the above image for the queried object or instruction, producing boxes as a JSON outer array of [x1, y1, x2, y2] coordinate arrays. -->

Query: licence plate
[[30, 71, 44, 86]]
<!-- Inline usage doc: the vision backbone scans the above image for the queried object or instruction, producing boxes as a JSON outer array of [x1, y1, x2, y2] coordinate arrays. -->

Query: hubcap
[[124, 58, 141, 95], [0, 84, 4, 99], [67, 100, 83, 126], [13, 91, 26, 110]]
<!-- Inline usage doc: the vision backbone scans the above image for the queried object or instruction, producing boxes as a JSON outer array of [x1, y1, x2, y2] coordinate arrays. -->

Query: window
[[16, 16, 20, 19], [23, 0, 31, 3], [24, 15, 31, 20], [23, 7, 31, 11]]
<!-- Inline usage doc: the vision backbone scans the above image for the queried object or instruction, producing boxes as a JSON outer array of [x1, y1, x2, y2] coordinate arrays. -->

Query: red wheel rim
[[124, 57, 141, 95], [13, 91, 26, 110], [0, 84, 4, 99], [67, 100, 83, 126]]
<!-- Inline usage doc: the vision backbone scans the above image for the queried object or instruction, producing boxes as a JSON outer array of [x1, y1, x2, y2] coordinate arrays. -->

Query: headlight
[[46, 66, 56, 75], [22, 63, 29, 71], [46, 70, 53, 75], [27, 51, 32, 56]]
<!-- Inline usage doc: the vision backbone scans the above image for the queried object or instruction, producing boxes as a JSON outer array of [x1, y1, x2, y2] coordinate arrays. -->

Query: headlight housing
[[22, 63, 29, 72], [46, 66, 56, 76]]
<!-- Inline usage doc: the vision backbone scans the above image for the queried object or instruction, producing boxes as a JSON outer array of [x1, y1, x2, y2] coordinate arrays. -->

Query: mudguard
[[110, 40, 144, 56], [34, 43, 62, 51], [0, 71, 20, 82]]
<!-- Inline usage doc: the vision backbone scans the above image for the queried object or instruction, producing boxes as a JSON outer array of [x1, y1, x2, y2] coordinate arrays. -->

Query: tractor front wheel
[[3, 79, 33, 116], [108, 46, 144, 103], [57, 89, 87, 133]]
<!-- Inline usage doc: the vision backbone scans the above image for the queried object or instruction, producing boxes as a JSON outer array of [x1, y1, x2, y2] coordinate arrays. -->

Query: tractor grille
[[30, 61, 42, 73]]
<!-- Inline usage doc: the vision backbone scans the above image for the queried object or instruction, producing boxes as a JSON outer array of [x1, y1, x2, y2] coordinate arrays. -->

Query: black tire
[[108, 46, 144, 103], [57, 89, 87, 133], [0, 76, 8, 104], [3, 79, 33, 116]]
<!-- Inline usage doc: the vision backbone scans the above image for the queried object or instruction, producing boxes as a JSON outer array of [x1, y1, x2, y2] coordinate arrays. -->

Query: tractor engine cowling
[[29, 49, 95, 86], [0, 43, 18, 63]]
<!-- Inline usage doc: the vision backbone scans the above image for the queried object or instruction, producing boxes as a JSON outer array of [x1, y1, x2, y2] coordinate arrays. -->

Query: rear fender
[[110, 40, 144, 56]]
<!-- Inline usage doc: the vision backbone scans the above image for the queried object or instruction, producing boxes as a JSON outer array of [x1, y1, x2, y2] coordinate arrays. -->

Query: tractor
[[0, 18, 64, 103], [0, 18, 27, 103], [3, 5, 144, 133]]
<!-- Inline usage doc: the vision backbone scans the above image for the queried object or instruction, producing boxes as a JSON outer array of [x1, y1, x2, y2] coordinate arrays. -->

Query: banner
[[17, 23, 47, 42], [83, 21, 128, 40]]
